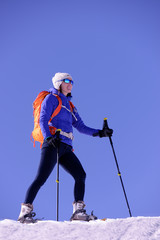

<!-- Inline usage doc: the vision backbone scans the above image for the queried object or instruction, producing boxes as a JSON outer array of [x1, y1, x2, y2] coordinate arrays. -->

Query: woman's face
[[60, 81, 73, 96]]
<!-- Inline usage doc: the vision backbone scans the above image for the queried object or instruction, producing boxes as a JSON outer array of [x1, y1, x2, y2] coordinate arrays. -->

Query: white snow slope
[[0, 217, 160, 240]]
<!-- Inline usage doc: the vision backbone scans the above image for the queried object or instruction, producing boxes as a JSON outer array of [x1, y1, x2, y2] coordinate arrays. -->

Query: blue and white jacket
[[39, 87, 99, 146]]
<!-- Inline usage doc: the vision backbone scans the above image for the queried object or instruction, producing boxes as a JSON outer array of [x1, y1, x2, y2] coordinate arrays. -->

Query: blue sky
[[0, 0, 160, 221]]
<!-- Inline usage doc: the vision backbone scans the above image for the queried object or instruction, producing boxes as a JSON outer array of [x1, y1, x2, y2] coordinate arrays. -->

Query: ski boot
[[70, 201, 97, 221], [18, 203, 37, 223]]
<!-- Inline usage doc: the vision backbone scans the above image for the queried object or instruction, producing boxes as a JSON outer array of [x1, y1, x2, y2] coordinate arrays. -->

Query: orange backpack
[[31, 91, 74, 147]]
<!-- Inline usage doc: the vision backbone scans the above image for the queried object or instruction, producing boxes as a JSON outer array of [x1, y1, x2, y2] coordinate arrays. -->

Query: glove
[[98, 128, 113, 138], [46, 136, 59, 148]]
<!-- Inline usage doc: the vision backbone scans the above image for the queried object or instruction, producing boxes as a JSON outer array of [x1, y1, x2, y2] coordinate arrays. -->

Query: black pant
[[24, 141, 86, 204]]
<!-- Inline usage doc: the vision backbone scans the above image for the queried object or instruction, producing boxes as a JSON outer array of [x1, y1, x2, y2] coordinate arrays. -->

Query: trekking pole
[[103, 118, 132, 217], [55, 129, 61, 221]]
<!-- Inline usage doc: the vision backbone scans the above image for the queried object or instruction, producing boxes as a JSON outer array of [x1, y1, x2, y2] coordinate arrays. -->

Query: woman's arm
[[72, 107, 99, 136]]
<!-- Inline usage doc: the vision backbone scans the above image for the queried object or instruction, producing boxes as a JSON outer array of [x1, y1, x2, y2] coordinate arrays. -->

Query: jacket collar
[[48, 87, 72, 101]]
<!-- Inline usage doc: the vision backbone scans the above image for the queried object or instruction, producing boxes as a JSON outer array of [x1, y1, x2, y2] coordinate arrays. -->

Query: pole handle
[[103, 117, 109, 129], [55, 129, 61, 139]]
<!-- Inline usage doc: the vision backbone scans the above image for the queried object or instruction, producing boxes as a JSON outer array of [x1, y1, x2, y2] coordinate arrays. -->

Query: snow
[[0, 217, 160, 240]]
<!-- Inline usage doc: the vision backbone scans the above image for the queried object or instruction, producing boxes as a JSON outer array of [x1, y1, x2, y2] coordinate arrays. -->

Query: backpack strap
[[69, 101, 75, 112], [49, 96, 74, 122], [49, 94, 62, 123]]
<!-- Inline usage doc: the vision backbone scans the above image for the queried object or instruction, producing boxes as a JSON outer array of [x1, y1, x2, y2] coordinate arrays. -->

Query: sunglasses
[[63, 79, 74, 85]]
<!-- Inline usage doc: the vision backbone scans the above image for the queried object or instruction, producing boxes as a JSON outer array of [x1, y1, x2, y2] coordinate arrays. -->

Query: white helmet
[[52, 72, 73, 90]]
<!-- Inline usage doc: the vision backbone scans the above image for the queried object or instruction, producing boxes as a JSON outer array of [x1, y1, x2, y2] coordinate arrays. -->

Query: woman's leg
[[24, 143, 57, 204], [60, 147, 86, 202]]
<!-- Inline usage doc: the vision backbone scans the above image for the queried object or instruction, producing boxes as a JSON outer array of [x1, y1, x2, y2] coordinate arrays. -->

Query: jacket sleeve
[[39, 94, 59, 139], [72, 107, 99, 136]]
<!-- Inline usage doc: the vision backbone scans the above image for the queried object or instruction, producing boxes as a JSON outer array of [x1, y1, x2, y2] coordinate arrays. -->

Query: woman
[[18, 72, 113, 223]]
